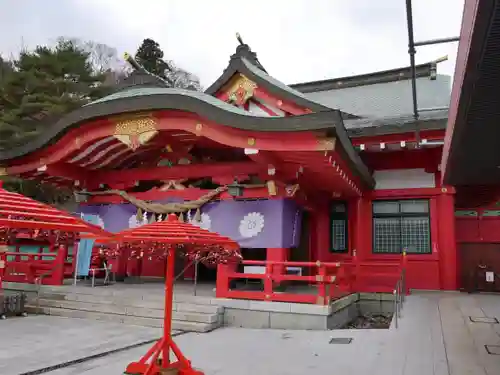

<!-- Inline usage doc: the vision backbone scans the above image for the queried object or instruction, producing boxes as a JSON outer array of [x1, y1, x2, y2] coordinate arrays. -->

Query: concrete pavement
[[2, 292, 500, 375]]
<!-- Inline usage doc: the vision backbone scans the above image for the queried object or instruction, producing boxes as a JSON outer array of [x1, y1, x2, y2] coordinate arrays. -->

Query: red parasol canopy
[[100, 213, 238, 247], [95, 213, 240, 266], [0, 182, 111, 237]]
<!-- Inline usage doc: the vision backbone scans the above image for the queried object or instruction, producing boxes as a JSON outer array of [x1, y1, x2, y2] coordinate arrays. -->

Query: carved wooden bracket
[[159, 179, 188, 191]]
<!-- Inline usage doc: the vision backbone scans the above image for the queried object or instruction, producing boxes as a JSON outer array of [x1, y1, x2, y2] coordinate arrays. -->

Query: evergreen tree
[[0, 38, 111, 204], [0, 56, 13, 84], [134, 38, 169, 79], [0, 38, 107, 149], [134, 38, 202, 91]]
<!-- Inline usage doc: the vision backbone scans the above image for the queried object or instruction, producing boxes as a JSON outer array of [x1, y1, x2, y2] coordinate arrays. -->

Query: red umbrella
[[0, 182, 113, 288], [97, 214, 240, 375], [0, 183, 110, 236]]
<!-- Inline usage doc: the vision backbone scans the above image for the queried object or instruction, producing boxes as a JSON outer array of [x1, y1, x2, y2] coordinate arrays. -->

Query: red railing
[[216, 254, 408, 305], [0, 246, 70, 285]]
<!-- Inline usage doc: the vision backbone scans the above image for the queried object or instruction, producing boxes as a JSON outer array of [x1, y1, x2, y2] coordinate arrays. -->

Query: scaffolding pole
[[405, 0, 460, 147]]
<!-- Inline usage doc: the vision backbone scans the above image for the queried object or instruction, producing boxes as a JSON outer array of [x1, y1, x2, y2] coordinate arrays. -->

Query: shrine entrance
[[459, 243, 500, 293]]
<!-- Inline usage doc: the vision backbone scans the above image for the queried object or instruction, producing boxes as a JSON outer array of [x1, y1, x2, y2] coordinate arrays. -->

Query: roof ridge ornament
[[231, 33, 267, 73], [112, 52, 173, 92], [236, 32, 244, 45]]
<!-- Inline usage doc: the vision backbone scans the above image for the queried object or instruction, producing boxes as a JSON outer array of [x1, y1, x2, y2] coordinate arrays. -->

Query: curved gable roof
[[205, 43, 339, 114], [0, 86, 374, 189]]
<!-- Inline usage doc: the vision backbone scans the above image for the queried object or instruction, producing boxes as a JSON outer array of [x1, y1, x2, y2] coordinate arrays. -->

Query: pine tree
[[0, 39, 110, 204], [134, 38, 202, 90], [0, 39, 107, 149], [134, 38, 169, 79]]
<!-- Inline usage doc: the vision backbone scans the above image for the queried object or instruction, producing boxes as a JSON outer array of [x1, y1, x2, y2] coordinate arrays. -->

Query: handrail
[[240, 260, 341, 267], [217, 254, 407, 305], [89, 263, 114, 288], [216, 260, 343, 305], [392, 266, 406, 329], [3, 252, 58, 258]]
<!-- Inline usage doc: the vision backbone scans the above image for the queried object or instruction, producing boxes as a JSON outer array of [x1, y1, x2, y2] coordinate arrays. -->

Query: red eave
[[0, 182, 112, 236], [441, 0, 482, 184]]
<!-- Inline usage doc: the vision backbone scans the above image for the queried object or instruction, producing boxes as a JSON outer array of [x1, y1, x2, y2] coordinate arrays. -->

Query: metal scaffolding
[[404, 0, 460, 145]]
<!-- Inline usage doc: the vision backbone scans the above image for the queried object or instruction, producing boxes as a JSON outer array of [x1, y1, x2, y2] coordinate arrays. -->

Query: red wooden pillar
[[437, 186, 458, 290], [215, 264, 230, 298], [266, 248, 289, 276], [52, 245, 67, 285], [353, 197, 372, 261], [316, 264, 328, 305]]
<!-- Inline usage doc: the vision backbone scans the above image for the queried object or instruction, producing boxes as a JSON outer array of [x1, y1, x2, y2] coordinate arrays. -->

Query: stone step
[[175, 302, 222, 315], [39, 292, 223, 314], [39, 288, 215, 304], [32, 299, 219, 323], [27, 306, 219, 332]]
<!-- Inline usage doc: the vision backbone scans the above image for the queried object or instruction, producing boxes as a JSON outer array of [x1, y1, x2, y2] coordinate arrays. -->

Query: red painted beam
[[84, 186, 282, 204], [216, 86, 311, 115], [368, 187, 454, 199], [253, 88, 312, 115], [45, 163, 90, 182], [249, 98, 280, 116], [92, 162, 262, 185], [361, 148, 442, 171], [351, 129, 446, 146], [155, 113, 330, 152]]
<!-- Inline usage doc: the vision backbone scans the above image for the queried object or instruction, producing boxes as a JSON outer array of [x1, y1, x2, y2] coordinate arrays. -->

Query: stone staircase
[[26, 290, 224, 333]]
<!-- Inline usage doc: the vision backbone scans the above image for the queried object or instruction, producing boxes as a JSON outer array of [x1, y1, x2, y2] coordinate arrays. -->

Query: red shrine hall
[[0, 36, 467, 295]]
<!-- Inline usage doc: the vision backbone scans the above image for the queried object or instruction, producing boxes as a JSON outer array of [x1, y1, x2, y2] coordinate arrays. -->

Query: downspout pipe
[[405, 0, 421, 145]]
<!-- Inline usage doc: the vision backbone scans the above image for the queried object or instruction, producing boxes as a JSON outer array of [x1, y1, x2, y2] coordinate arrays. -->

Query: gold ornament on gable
[[113, 115, 158, 151], [227, 74, 257, 106]]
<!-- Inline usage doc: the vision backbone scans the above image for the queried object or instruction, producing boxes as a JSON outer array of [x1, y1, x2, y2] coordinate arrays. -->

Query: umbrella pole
[[125, 246, 205, 374], [162, 247, 175, 366]]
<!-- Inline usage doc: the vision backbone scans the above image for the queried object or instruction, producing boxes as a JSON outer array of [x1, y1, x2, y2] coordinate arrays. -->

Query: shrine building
[[0, 37, 459, 292], [442, 0, 500, 293]]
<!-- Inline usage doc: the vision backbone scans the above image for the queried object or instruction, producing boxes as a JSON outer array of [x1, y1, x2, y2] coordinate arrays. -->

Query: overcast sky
[[0, 0, 464, 87]]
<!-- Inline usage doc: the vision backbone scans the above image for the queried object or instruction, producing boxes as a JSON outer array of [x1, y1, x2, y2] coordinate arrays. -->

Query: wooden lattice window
[[372, 200, 431, 254], [330, 202, 348, 253]]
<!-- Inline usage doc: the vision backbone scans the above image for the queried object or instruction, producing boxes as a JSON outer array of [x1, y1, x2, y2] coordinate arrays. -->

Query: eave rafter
[[4, 112, 336, 176], [249, 149, 362, 198]]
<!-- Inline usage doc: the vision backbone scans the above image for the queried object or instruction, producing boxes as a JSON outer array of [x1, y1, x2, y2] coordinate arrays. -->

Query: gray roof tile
[[302, 75, 451, 118]]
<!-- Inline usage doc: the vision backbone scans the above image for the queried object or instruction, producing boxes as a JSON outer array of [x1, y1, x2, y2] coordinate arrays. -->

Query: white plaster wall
[[248, 101, 271, 117], [248, 100, 285, 117], [374, 168, 435, 190]]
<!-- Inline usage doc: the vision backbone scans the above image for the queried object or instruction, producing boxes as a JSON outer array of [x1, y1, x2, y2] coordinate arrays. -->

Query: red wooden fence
[[0, 245, 70, 285], [216, 254, 408, 305]]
